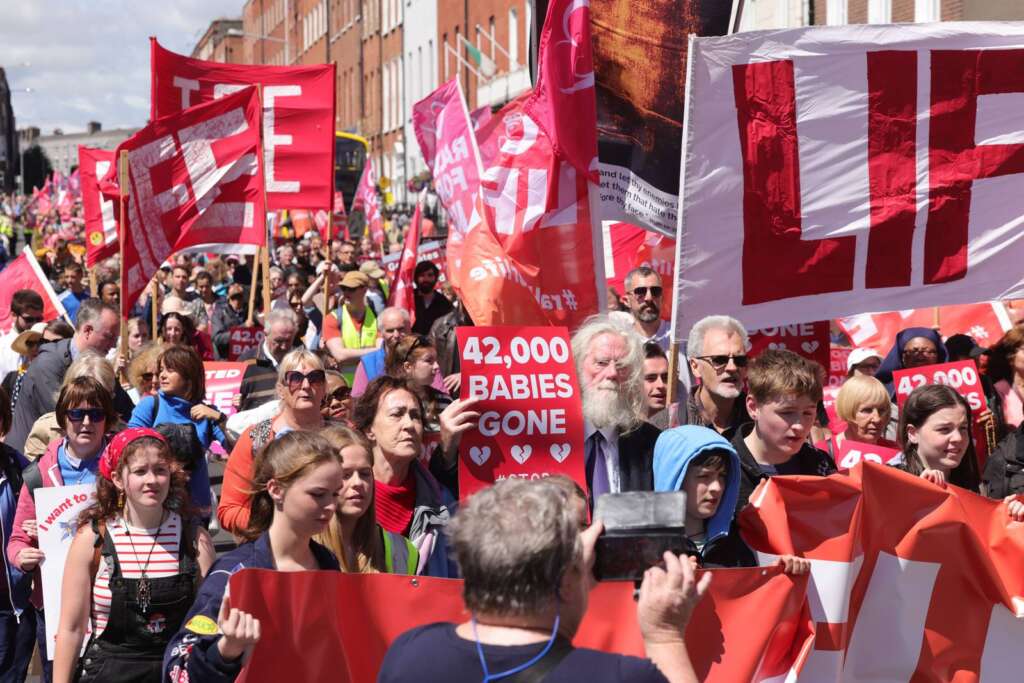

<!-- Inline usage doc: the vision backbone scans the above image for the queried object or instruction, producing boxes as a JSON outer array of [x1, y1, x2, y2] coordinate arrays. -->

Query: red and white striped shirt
[[91, 513, 182, 637]]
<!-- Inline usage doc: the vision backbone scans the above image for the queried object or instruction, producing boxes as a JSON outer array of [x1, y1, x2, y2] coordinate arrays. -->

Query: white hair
[[687, 315, 749, 358], [263, 308, 298, 333], [571, 314, 645, 430]]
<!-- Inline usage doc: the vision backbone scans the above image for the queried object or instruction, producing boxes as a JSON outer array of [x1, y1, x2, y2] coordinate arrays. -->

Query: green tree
[[21, 145, 52, 193]]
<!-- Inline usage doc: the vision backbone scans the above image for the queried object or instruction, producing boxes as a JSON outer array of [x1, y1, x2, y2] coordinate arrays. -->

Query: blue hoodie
[[653, 426, 742, 548]]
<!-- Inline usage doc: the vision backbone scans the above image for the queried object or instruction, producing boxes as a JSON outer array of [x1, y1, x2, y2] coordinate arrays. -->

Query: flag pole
[[261, 245, 272, 317], [117, 151, 130, 376], [247, 249, 261, 326], [256, 84, 273, 322], [150, 279, 159, 340]]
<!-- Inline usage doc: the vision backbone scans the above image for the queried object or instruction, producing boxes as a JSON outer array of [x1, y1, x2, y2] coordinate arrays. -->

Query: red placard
[[204, 362, 247, 417], [831, 438, 902, 471], [747, 321, 830, 370], [828, 346, 852, 388], [892, 360, 985, 411], [380, 239, 447, 286], [821, 384, 846, 434], [456, 326, 586, 499], [227, 326, 265, 361]]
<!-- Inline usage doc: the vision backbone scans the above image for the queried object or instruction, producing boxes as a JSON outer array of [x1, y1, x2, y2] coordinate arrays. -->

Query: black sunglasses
[[285, 370, 327, 392], [141, 372, 156, 382], [403, 335, 431, 363], [695, 354, 749, 369], [66, 407, 107, 423], [631, 286, 663, 299], [327, 387, 352, 402]]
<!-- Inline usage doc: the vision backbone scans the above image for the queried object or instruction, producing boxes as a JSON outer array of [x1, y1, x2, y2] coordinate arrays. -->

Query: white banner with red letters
[[150, 39, 335, 211], [380, 239, 446, 285], [675, 23, 1024, 338]]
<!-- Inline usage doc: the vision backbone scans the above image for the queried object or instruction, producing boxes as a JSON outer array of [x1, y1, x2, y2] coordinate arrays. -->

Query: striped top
[[91, 513, 182, 637]]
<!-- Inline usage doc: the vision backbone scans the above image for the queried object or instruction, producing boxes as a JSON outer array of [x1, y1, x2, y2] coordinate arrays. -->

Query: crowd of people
[[1, 184, 1024, 683]]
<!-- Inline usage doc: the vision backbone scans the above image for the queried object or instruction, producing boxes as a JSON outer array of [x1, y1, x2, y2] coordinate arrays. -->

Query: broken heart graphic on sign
[[469, 446, 491, 466], [510, 445, 533, 464], [801, 341, 820, 354], [549, 443, 571, 463], [768, 342, 787, 350]]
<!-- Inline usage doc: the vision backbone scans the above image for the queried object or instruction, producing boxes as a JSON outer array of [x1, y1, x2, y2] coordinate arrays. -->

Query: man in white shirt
[[0, 290, 44, 379]]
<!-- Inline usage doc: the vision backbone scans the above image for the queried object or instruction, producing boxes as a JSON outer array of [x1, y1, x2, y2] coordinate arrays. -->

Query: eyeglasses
[[141, 372, 156, 382], [695, 354, 748, 370], [903, 347, 938, 357], [631, 286, 663, 299], [285, 369, 327, 392], [327, 387, 351, 402], [66, 408, 107, 423], [403, 335, 431, 363]]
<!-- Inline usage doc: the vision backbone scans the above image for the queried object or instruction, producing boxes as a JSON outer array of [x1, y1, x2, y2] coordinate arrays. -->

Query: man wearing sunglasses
[[680, 315, 752, 440], [0, 290, 44, 380], [618, 267, 670, 352]]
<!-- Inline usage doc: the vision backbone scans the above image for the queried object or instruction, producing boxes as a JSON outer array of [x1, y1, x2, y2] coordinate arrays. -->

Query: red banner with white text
[[836, 302, 1012, 355], [150, 38, 335, 210], [78, 147, 118, 267], [203, 361, 247, 418], [0, 250, 68, 333]]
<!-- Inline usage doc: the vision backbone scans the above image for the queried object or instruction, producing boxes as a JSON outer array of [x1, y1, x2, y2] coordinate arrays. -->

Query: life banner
[[150, 39, 335, 211], [455, 326, 586, 499], [676, 24, 1024, 338], [229, 564, 811, 683], [836, 302, 1013, 355], [380, 239, 447, 285], [37, 484, 95, 659], [110, 85, 266, 320], [605, 222, 675, 321], [591, 0, 735, 235], [204, 361, 247, 417], [226, 326, 264, 362], [830, 438, 902, 471], [0, 249, 68, 333], [741, 462, 1024, 681], [827, 346, 852, 388], [78, 146, 118, 267], [747, 321, 830, 372]]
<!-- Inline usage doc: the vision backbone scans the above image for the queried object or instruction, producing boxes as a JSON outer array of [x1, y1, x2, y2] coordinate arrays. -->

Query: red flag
[[32, 178, 52, 214], [108, 85, 265, 319], [522, 0, 599, 181], [150, 38, 335, 210], [0, 250, 68, 333], [333, 191, 350, 241], [387, 190, 423, 323], [353, 159, 384, 245], [79, 147, 118, 267], [836, 302, 1012, 353]]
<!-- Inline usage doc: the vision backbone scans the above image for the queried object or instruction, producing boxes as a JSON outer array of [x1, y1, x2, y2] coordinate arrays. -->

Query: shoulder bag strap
[[503, 637, 575, 683]]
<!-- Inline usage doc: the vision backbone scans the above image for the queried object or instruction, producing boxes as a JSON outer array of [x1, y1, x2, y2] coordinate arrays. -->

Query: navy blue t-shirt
[[377, 622, 667, 682]]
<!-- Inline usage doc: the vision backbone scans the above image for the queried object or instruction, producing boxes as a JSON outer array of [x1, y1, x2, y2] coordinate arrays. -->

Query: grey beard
[[582, 386, 635, 430], [635, 308, 660, 323]]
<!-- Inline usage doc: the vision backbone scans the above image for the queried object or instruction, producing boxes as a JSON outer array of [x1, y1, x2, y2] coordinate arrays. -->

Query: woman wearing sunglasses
[[218, 349, 328, 536], [7, 377, 118, 683], [322, 370, 353, 424], [125, 343, 163, 405]]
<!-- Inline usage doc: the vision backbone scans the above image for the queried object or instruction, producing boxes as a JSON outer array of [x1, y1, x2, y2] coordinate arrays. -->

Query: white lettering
[[264, 85, 302, 193], [173, 77, 200, 109]]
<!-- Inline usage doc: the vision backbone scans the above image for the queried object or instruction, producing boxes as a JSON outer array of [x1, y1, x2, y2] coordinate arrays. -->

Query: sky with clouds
[[1, 1, 243, 135]]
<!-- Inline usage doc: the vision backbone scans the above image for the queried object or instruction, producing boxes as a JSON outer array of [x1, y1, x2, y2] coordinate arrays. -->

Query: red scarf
[[374, 473, 417, 536]]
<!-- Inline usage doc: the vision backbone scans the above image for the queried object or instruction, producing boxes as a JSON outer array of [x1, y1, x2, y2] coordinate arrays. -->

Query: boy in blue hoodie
[[653, 425, 809, 574]]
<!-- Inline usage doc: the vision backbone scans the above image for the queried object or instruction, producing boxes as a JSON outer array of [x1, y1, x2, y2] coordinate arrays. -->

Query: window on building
[[509, 8, 519, 66], [428, 39, 435, 90], [915, 0, 940, 21], [826, 0, 847, 25]]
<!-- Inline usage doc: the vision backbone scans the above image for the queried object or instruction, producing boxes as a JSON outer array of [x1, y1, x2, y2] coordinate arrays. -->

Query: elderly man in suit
[[571, 315, 661, 503]]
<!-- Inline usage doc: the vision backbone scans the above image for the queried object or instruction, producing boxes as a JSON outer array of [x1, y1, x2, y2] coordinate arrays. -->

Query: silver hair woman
[[377, 478, 712, 682], [571, 315, 646, 431]]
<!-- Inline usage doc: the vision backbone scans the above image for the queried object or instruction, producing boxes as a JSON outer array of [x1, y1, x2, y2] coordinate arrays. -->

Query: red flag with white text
[[0, 249, 68, 333], [388, 190, 424, 324], [78, 147, 118, 267], [352, 159, 384, 245], [836, 302, 1012, 354], [150, 38, 335, 210], [108, 85, 265, 319]]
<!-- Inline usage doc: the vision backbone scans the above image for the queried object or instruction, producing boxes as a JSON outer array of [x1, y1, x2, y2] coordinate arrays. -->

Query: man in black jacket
[[571, 315, 660, 505], [211, 283, 248, 359], [7, 300, 127, 451]]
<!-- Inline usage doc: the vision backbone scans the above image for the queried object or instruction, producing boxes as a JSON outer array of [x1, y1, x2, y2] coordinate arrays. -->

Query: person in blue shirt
[[57, 263, 91, 325], [129, 345, 233, 520]]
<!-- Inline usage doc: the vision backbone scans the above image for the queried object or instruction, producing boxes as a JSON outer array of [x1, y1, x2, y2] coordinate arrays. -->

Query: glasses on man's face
[[285, 370, 327, 392], [695, 354, 748, 370], [631, 286, 663, 300], [66, 407, 107, 423]]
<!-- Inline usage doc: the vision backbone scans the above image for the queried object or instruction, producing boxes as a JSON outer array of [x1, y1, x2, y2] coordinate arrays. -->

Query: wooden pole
[[89, 270, 98, 299], [933, 306, 941, 330], [666, 340, 680, 427], [150, 279, 159, 340], [256, 83, 272, 324], [117, 151, 129, 367], [247, 248, 261, 325], [261, 245, 272, 319]]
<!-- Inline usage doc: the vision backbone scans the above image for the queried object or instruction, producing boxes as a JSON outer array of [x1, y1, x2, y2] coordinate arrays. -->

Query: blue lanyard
[[471, 612, 561, 683]]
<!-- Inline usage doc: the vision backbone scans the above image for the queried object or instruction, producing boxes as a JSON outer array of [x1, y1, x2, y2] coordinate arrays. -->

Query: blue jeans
[[33, 607, 50, 683], [0, 608, 35, 683]]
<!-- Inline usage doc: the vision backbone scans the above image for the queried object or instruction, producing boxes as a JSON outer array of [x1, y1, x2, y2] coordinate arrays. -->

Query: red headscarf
[[99, 428, 167, 480]]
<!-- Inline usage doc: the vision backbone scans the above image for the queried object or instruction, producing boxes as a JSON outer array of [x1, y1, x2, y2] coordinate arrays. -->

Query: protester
[[429, 298, 472, 398], [351, 306, 411, 397], [411, 261, 453, 336], [378, 478, 711, 683], [0, 389, 33, 683], [237, 309, 300, 411], [8, 376, 119, 683], [643, 343, 670, 428], [58, 263, 90, 324], [360, 260, 387, 314], [52, 429, 216, 683], [731, 349, 837, 514], [0, 289, 44, 379], [352, 376, 461, 577], [322, 370, 352, 424], [681, 315, 752, 439], [986, 326, 1024, 430], [167, 265, 196, 303], [128, 345, 230, 518], [219, 349, 328, 535], [164, 432, 343, 683], [190, 269, 224, 332], [875, 327, 949, 396], [211, 283, 248, 359], [846, 348, 883, 377], [159, 311, 214, 361], [572, 315, 659, 501], [126, 342, 163, 404], [314, 426, 419, 574], [126, 317, 150, 354], [818, 375, 896, 456], [323, 270, 380, 383], [336, 240, 357, 267], [1, 321, 45, 411], [897, 384, 983, 491], [8, 299, 123, 452], [617, 266, 670, 351], [96, 279, 119, 308], [386, 334, 451, 434]]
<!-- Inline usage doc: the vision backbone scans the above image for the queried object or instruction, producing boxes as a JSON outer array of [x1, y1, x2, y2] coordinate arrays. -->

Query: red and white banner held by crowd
[[0, 248, 69, 333], [380, 240, 446, 286], [674, 24, 1024, 341], [387, 189, 426, 323], [78, 147, 118, 267], [108, 85, 266, 319], [150, 38, 335, 211]]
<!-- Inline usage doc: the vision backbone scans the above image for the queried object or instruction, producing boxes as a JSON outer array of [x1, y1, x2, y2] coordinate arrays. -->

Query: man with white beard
[[680, 315, 752, 440], [571, 315, 661, 506]]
